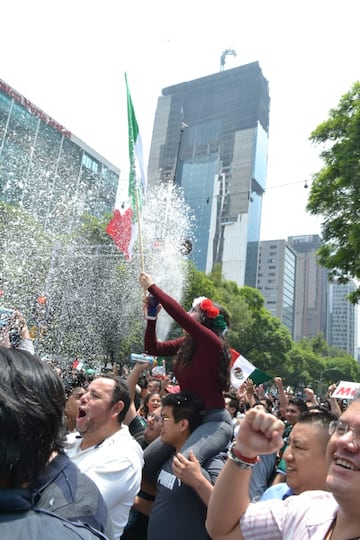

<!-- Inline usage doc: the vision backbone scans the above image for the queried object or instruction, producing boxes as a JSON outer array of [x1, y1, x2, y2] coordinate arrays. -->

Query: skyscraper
[[288, 235, 328, 342], [257, 240, 296, 337], [0, 79, 119, 234], [148, 62, 270, 287], [328, 280, 358, 360]]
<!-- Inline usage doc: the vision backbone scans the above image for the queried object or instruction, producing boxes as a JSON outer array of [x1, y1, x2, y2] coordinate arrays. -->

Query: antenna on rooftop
[[220, 48, 237, 71]]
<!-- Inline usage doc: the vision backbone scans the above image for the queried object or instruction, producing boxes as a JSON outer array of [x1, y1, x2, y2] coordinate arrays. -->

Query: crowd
[[0, 272, 358, 540]]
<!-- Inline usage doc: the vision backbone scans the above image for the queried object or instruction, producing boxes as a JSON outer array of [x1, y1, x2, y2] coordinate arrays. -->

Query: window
[[82, 153, 99, 173]]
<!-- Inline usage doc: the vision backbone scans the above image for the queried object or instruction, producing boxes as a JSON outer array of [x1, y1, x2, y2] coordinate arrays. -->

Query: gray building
[[0, 78, 119, 234], [148, 62, 270, 287], [258, 234, 358, 358], [288, 235, 328, 342], [328, 280, 358, 360], [257, 240, 296, 337]]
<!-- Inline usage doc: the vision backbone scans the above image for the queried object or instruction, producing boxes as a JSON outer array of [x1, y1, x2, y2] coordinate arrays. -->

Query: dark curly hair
[[175, 303, 231, 392]]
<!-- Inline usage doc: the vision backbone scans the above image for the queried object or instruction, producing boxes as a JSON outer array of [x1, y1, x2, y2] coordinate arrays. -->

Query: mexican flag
[[230, 349, 272, 389], [106, 74, 147, 260]]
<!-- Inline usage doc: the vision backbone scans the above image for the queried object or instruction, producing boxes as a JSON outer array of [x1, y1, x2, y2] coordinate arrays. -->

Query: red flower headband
[[199, 298, 220, 319]]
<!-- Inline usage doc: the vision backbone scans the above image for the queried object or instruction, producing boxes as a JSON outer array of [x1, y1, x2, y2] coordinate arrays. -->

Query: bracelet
[[227, 442, 259, 469], [138, 490, 155, 501]]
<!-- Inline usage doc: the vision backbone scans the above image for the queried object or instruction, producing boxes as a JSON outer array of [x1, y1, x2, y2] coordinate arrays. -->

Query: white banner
[[331, 380, 360, 400]]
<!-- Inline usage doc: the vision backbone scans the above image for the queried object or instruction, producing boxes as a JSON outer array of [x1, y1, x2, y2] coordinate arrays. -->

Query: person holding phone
[[139, 271, 233, 483]]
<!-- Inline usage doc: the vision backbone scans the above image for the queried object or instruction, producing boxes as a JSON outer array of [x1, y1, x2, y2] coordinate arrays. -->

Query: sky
[[1, 0, 360, 243]]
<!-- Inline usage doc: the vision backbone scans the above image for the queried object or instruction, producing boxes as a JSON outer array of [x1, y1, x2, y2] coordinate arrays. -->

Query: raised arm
[[139, 272, 219, 346], [206, 408, 284, 540], [126, 360, 151, 402], [273, 377, 288, 417], [327, 383, 342, 417]]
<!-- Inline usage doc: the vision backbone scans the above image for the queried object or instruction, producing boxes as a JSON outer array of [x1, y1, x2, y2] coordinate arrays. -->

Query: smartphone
[[0, 307, 14, 328], [147, 295, 159, 320]]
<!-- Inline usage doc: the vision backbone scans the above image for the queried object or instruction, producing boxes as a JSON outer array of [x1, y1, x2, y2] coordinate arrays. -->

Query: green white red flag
[[106, 74, 147, 260], [230, 349, 271, 388]]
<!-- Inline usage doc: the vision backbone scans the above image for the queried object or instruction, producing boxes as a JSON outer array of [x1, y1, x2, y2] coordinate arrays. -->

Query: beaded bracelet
[[227, 442, 260, 469]]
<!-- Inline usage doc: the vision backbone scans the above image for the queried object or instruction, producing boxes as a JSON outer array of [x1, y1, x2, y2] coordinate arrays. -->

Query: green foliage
[[46, 214, 144, 363], [307, 82, 360, 302], [0, 202, 53, 315], [181, 261, 218, 310], [287, 333, 360, 391], [184, 264, 360, 390], [185, 265, 292, 378], [2, 201, 358, 390]]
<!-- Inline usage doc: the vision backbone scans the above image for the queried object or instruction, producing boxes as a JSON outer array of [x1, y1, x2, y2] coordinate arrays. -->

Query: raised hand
[[235, 408, 285, 457]]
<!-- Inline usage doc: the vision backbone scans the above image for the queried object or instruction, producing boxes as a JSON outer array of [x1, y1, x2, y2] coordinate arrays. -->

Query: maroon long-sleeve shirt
[[144, 284, 225, 410]]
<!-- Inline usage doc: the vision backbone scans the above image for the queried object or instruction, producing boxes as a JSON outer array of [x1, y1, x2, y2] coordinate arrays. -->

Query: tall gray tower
[[288, 235, 328, 341], [148, 62, 270, 287]]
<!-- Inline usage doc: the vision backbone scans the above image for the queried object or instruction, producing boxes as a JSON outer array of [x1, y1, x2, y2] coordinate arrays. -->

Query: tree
[[45, 213, 144, 364], [187, 265, 293, 378], [234, 287, 293, 377], [307, 82, 360, 302], [182, 261, 218, 310], [0, 202, 53, 315]]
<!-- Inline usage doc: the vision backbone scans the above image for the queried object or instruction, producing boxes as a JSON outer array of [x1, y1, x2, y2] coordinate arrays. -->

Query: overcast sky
[[2, 0, 360, 242]]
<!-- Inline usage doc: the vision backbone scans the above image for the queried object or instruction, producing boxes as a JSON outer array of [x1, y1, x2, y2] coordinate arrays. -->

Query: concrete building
[[257, 240, 297, 337], [258, 234, 358, 358], [288, 235, 328, 342], [328, 280, 358, 360], [148, 62, 270, 287], [0, 78, 119, 234]]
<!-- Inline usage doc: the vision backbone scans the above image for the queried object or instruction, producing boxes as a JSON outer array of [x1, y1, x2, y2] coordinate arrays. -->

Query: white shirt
[[66, 426, 144, 539], [241, 490, 337, 540]]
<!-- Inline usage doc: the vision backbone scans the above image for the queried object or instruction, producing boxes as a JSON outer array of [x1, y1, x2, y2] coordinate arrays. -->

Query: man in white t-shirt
[[66, 376, 144, 540]]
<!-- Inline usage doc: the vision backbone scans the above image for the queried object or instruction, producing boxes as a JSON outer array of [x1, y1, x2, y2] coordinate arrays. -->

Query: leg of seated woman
[[143, 409, 233, 482], [180, 409, 233, 464]]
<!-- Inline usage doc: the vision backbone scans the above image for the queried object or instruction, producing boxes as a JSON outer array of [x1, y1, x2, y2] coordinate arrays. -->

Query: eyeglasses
[[329, 420, 360, 447], [160, 415, 175, 423]]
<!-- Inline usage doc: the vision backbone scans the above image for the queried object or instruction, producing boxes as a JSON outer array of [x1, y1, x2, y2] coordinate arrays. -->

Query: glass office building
[[0, 79, 119, 233], [148, 62, 270, 287]]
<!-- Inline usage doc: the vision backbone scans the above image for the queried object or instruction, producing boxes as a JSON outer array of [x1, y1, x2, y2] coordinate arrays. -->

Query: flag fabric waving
[[106, 74, 147, 260], [230, 349, 272, 389]]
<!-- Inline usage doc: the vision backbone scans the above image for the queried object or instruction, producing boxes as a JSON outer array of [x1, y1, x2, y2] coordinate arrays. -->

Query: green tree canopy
[[183, 264, 293, 378], [0, 202, 53, 314], [307, 81, 360, 302]]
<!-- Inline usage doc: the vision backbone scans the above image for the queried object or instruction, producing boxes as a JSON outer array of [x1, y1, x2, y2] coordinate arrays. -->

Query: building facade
[[0, 79, 119, 234], [328, 280, 358, 360], [258, 234, 358, 358], [257, 240, 297, 337], [288, 235, 328, 342], [148, 62, 270, 287]]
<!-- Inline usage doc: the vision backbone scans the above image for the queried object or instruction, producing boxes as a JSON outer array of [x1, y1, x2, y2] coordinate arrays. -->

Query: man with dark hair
[[272, 397, 308, 484], [66, 375, 144, 539], [134, 391, 224, 540], [0, 346, 108, 540], [206, 401, 360, 540], [261, 411, 338, 500]]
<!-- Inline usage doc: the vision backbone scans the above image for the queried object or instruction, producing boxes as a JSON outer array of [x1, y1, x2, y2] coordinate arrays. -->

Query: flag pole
[[134, 180, 145, 272]]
